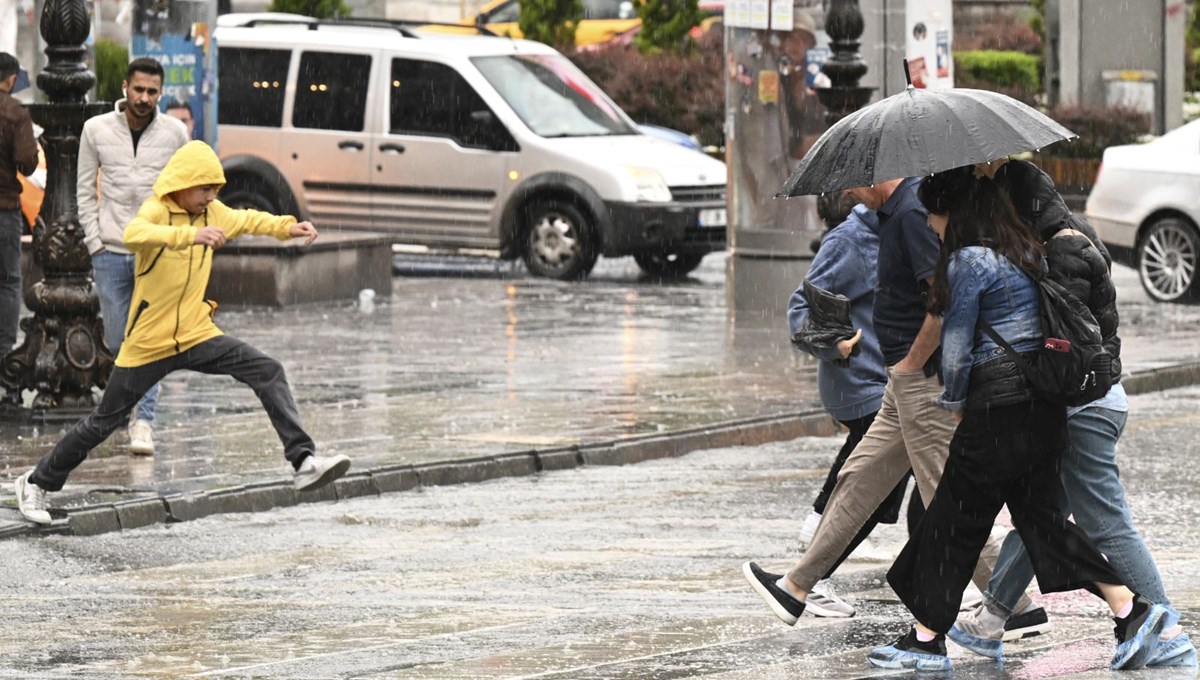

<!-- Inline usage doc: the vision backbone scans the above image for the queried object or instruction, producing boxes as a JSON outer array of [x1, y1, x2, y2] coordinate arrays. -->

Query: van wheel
[[1138, 216, 1200, 303], [634, 251, 705, 279], [220, 176, 279, 213], [520, 200, 598, 280]]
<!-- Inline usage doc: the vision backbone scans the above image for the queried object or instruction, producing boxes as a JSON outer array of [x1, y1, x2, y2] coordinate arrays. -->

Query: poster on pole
[[905, 0, 953, 89], [771, 0, 794, 31]]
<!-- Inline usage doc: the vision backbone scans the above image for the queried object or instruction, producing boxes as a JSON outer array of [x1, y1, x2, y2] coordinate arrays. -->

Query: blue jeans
[[0, 209, 22, 353], [985, 406, 1168, 614], [92, 250, 159, 423]]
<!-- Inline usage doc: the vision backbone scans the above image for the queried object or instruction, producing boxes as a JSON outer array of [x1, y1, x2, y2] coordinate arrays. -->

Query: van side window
[[293, 51, 371, 132], [583, 0, 628, 19], [389, 59, 518, 152], [217, 47, 290, 127]]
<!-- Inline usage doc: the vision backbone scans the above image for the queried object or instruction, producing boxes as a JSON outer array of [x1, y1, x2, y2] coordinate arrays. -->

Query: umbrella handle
[[902, 58, 913, 88]]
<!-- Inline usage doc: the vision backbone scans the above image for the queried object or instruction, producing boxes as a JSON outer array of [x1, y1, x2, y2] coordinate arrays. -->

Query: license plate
[[698, 208, 726, 227]]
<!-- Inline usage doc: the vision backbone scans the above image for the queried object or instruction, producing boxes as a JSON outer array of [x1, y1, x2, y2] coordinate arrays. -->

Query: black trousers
[[32, 335, 315, 491], [887, 399, 1123, 632], [813, 412, 913, 580]]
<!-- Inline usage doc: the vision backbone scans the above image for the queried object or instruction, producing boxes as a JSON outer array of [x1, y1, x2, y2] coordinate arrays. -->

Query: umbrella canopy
[[777, 87, 1076, 197]]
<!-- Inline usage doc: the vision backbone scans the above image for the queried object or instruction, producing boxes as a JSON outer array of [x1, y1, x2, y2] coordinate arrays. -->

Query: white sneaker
[[806, 579, 856, 618], [293, 454, 351, 491], [14, 471, 51, 525], [128, 419, 155, 456], [798, 511, 821, 549], [847, 536, 895, 562]]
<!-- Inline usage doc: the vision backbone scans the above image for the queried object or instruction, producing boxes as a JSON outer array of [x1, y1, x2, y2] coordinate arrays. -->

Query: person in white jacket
[[78, 57, 187, 455]]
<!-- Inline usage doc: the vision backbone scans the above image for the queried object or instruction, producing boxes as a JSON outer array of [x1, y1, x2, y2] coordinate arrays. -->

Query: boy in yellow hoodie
[[14, 141, 351, 524]]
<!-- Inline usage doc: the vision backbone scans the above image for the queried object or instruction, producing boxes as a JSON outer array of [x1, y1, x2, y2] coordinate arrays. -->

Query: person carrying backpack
[[867, 168, 1167, 673], [948, 165, 1197, 668]]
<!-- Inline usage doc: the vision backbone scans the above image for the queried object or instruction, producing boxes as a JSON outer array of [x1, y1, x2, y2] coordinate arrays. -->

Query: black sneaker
[[742, 561, 805, 625], [1003, 605, 1051, 641], [868, 627, 952, 672], [1111, 595, 1168, 670]]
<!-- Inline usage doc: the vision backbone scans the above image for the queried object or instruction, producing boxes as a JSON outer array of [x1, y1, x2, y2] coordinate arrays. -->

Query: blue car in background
[[637, 123, 703, 152]]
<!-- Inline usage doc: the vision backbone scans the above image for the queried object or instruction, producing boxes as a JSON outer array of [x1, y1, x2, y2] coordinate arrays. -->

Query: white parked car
[[1087, 119, 1200, 302], [212, 14, 727, 280]]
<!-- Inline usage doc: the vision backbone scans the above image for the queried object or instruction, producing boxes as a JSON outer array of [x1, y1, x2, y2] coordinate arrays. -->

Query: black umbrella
[[777, 86, 1076, 197]]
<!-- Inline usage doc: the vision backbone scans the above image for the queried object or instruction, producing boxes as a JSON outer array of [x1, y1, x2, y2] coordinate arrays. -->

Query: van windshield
[[472, 54, 638, 138]]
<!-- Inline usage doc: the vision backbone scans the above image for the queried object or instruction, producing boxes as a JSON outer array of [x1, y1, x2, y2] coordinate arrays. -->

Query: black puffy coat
[[992, 159, 1113, 266]]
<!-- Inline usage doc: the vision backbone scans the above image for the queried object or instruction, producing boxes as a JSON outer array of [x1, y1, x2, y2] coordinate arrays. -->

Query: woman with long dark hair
[[865, 168, 1167, 673]]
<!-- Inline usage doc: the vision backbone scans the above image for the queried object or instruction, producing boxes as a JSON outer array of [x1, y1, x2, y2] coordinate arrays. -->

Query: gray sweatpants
[[31, 335, 315, 491]]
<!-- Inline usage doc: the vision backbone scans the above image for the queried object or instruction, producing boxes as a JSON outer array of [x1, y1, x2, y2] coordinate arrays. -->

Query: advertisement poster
[[936, 29, 951, 78], [729, 0, 751, 28], [770, 0, 794, 32], [905, 0, 953, 90], [131, 24, 217, 144], [804, 46, 830, 88], [749, 0, 770, 30]]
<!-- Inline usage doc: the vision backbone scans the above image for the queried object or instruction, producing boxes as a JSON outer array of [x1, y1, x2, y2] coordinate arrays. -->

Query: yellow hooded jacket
[[116, 141, 297, 368]]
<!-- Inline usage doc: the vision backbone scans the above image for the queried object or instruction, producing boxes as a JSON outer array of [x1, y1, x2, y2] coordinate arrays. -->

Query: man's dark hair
[[127, 57, 165, 82], [163, 97, 189, 113], [0, 53, 20, 82]]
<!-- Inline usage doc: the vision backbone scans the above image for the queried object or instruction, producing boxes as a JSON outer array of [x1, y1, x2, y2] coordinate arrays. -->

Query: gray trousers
[[787, 366, 1003, 593], [32, 335, 315, 491]]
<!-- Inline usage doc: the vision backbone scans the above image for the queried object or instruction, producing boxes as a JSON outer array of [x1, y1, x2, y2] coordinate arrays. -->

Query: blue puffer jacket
[[788, 205, 887, 421]]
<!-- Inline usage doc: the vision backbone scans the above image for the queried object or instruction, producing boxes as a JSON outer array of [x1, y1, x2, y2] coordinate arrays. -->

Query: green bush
[[94, 39, 128, 103], [1043, 105, 1150, 158], [570, 30, 722, 147], [519, 0, 583, 51], [954, 50, 1040, 90], [634, 0, 702, 56], [267, 0, 350, 18]]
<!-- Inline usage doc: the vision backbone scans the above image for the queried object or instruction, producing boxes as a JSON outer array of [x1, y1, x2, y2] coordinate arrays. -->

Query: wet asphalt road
[[0, 381, 1197, 678]]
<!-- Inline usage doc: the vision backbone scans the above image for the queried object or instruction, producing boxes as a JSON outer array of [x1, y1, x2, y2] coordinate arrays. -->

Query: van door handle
[[379, 143, 406, 154], [338, 140, 364, 151]]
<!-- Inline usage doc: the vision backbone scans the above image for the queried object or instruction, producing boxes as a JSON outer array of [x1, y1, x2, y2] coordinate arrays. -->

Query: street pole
[[1, 0, 112, 420], [813, 0, 875, 225]]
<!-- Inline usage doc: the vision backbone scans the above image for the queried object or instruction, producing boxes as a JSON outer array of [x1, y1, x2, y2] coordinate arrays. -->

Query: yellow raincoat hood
[[116, 141, 296, 368], [152, 140, 226, 199]]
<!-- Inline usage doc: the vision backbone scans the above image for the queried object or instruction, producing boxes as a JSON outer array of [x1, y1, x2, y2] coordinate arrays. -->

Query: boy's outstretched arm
[[290, 221, 318, 245]]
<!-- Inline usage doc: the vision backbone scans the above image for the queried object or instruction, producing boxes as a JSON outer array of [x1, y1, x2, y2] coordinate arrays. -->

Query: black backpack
[[978, 275, 1114, 407]]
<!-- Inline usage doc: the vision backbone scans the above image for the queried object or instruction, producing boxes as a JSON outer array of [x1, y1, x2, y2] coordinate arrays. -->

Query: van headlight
[[626, 167, 672, 203]]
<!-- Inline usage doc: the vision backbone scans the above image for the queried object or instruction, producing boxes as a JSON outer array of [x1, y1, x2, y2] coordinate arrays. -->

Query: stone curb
[[6, 361, 1200, 540]]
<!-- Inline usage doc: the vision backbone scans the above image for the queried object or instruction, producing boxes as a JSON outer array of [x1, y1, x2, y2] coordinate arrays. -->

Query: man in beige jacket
[[78, 56, 187, 455]]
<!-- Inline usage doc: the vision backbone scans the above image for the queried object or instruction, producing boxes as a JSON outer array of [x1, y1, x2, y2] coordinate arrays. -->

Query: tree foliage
[[94, 39, 128, 103], [1028, 0, 1045, 45], [267, 0, 351, 19], [519, 0, 583, 51], [571, 30, 723, 147], [634, 0, 702, 55]]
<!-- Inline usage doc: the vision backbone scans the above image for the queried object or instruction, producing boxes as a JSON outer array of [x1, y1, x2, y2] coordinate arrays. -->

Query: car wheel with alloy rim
[[1138, 216, 1200, 303]]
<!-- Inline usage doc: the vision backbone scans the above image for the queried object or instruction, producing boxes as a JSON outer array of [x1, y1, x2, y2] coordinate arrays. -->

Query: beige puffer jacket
[[77, 102, 188, 255]]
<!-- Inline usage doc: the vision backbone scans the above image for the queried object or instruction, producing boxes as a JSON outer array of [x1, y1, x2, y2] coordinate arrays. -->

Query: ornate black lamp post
[[1, 0, 113, 420], [814, 0, 877, 227]]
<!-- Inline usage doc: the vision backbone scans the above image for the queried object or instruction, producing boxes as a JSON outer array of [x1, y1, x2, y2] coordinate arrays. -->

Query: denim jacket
[[939, 246, 1042, 411]]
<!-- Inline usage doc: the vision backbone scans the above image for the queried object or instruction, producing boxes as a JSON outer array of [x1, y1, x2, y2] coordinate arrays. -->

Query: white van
[[213, 14, 728, 279]]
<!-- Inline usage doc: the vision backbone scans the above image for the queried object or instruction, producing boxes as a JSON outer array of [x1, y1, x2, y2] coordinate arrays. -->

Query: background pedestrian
[[78, 56, 188, 454]]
